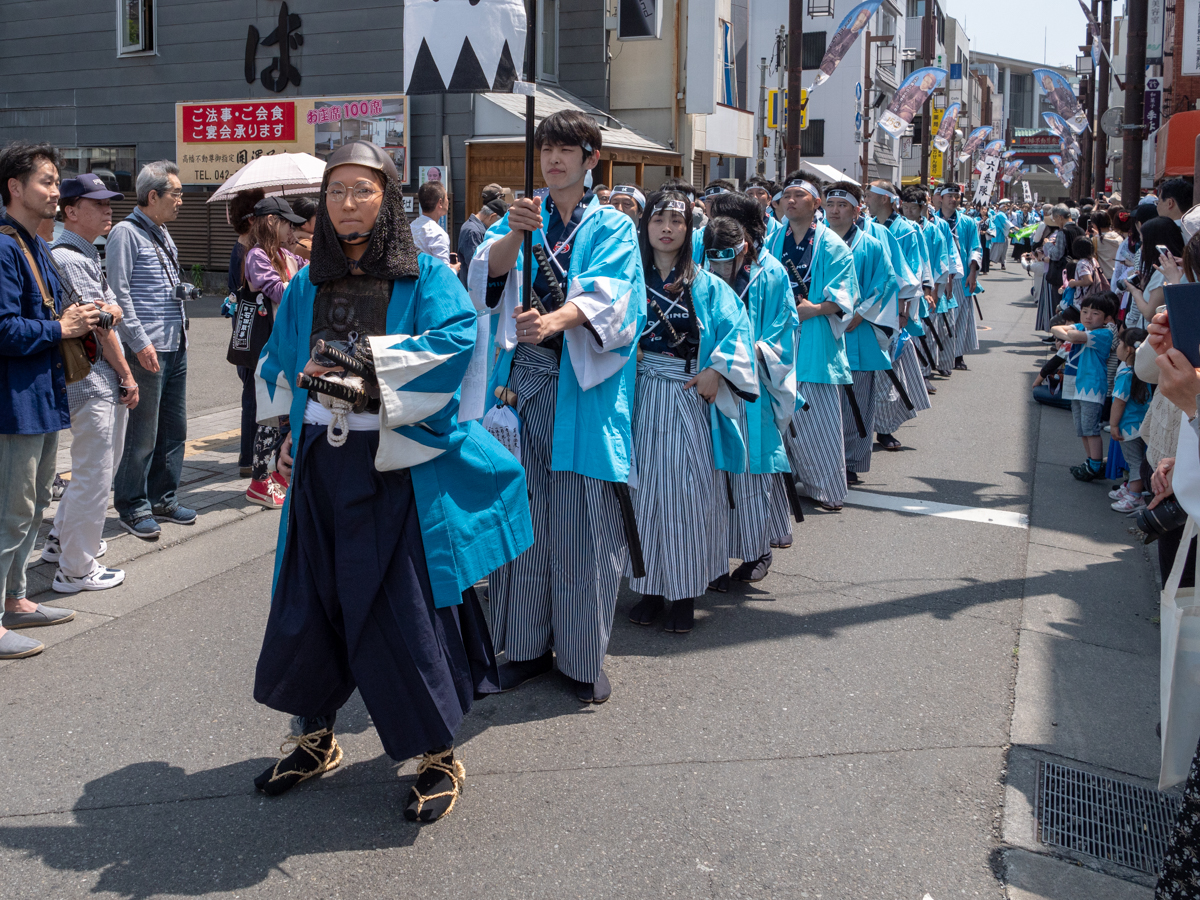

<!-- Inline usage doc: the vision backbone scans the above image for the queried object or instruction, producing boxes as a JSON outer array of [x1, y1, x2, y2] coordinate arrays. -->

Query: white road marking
[[844, 490, 1029, 529]]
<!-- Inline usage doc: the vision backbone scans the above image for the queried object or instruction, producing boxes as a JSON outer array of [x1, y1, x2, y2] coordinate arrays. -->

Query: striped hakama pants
[[784, 381, 847, 507], [487, 345, 628, 684], [629, 353, 729, 601], [874, 340, 932, 435], [930, 308, 957, 372], [728, 398, 791, 562], [842, 370, 877, 474], [951, 279, 980, 354]]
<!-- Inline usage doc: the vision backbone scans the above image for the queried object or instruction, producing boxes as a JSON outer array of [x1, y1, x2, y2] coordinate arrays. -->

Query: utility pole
[[775, 27, 787, 180], [757, 57, 768, 175], [786, 0, 803, 172], [919, 0, 934, 182], [1122, 0, 1148, 200], [1080, 70, 1093, 199], [1094, 0, 1111, 197]]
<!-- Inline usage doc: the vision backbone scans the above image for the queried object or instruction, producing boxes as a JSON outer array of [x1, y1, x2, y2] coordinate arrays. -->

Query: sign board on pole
[[618, 0, 663, 40], [767, 89, 804, 130], [1145, 77, 1164, 133], [175, 94, 408, 185], [972, 155, 1001, 205], [1147, 0, 1166, 64], [1184, 0, 1200, 76], [930, 107, 944, 179]]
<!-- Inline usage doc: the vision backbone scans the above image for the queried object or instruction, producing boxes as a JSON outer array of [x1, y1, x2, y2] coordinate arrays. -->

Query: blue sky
[[946, 0, 1094, 69]]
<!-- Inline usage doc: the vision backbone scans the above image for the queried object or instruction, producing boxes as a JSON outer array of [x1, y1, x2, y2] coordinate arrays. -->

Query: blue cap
[[60, 173, 124, 202]]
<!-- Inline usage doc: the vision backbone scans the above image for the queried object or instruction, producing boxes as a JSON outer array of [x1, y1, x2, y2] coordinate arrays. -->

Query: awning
[[1154, 111, 1200, 181], [471, 84, 680, 167], [796, 160, 860, 187]]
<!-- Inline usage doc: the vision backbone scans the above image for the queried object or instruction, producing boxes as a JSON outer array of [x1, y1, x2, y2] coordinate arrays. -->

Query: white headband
[[783, 179, 821, 200], [610, 185, 646, 209], [825, 188, 860, 205], [869, 184, 899, 203]]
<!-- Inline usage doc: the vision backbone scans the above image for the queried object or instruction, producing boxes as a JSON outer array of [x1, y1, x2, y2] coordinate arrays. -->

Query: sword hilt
[[313, 339, 375, 382], [298, 372, 370, 414], [531, 243, 567, 308]]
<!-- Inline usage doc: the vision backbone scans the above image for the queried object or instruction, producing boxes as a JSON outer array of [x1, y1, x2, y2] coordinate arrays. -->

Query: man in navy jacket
[[0, 142, 101, 659]]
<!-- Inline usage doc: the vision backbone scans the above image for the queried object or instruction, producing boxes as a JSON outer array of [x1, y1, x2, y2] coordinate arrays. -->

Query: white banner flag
[[403, 0, 526, 94], [1022, 180, 1033, 203], [972, 156, 1001, 205]]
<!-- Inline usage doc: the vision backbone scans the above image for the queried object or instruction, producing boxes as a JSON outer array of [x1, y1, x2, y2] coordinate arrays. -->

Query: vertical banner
[[1022, 181, 1033, 203], [1033, 68, 1088, 134], [402, 0, 525, 93], [1145, 77, 1164, 133], [808, 0, 884, 90], [932, 101, 962, 152], [618, 0, 663, 40], [929, 106, 944, 179], [957, 126, 992, 163], [1147, 0, 1166, 64], [1183, 0, 1200, 76], [876, 67, 947, 139], [972, 156, 1001, 205]]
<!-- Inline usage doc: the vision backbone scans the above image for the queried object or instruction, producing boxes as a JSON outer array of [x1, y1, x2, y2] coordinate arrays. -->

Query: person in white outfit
[[43, 174, 139, 593], [409, 180, 460, 275]]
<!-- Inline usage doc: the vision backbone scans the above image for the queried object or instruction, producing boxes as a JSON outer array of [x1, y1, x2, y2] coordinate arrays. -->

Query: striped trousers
[[874, 340, 932, 435], [951, 279, 980, 354], [629, 353, 729, 601], [487, 345, 627, 684], [784, 381, 847, 507], [842, 370, 877, 473], [728, 397, 791, 561], [930, 308, 957, 372]]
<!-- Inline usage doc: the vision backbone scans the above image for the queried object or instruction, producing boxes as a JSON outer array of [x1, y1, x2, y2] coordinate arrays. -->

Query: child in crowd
[[1033, 306, 1081, 393], [1050, 292, 1117, 481], [1109, 327, 1153, 513]]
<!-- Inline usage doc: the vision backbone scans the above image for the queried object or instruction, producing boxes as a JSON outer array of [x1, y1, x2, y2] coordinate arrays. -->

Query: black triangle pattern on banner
[[492, 41, 519, 93], [447, 37, 491, 92], [407, 37, 447, 95]]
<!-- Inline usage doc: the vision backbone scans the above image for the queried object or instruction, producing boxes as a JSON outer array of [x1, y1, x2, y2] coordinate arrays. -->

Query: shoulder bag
[[0, 225, 95, 384]]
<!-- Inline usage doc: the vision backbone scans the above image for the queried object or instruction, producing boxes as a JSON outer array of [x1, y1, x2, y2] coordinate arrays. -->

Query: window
[[58, 147, 138, 192], [801, 32, 826, 71], [538, 0, 558, 81], [720, 20, 738, 107], [118, 0, 155, 55], [800, 119, 824, 156]]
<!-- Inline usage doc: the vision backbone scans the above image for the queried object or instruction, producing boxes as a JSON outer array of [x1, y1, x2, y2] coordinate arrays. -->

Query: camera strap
[[127, 215, 181, 285]]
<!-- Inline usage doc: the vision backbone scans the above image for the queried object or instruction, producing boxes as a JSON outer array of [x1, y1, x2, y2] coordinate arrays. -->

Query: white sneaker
[[40, 537, 106, 564], [1108, 484, 1130, 501], [52, 565, 125, 593], [1111, 495, 1147, 514]]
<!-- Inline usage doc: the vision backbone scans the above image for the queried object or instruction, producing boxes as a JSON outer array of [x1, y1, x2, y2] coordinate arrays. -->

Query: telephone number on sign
[[195, 170, 233, 181]]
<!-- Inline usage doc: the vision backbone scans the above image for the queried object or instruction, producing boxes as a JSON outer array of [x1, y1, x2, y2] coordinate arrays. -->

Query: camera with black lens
[[1135, 497, 1189, 545], [175, 283, 202, 302], [96, 309, 114, 329]]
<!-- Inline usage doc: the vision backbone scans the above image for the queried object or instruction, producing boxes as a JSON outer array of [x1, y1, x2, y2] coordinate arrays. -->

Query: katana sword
[[843, 383, 867, 438], [613, 482, 646, 578]]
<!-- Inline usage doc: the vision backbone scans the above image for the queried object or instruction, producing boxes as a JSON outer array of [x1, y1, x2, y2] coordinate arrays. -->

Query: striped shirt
[[50, 229, 119, 408], [106, 207, 187, 352]]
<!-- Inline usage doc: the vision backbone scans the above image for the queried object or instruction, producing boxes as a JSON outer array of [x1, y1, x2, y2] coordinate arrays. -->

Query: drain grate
[[1035, 761, 1184, 875]]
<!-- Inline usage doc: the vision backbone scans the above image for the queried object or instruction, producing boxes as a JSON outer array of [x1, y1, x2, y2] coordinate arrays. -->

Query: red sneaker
[[268, 469, 289, 490], [247, 478, 285, 509]]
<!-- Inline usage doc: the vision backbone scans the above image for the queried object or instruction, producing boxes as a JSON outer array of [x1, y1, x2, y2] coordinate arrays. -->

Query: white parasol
[[207, 152, 326, 203]]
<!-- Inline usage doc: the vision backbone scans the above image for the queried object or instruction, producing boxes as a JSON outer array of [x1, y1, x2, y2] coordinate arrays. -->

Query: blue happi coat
[[990, 210, 1010, 245], [764, 220, 857, 391], [844, 226, 899, 372], [868, 214, 923, 337], [256, 257, 534, 609], [932, 215, 961, 314], [684, 267, 760, 472], [718, 248, 797, 474], [942, 208, 983, 296], [469, 193, 645, 483]]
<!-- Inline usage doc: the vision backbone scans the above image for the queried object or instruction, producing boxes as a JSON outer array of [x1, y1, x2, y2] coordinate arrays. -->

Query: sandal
[[254, 728, 343, 796], [876, 433, 902, 451], [404, 747, 466, 823]]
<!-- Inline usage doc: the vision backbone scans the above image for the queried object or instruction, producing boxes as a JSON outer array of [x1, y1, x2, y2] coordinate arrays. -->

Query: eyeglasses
[[160, 189, 183, 198], [326, 182, 382, 204]]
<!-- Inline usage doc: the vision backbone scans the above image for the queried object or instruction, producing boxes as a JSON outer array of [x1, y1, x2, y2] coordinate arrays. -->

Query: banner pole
[[522, 0, 538, 312]]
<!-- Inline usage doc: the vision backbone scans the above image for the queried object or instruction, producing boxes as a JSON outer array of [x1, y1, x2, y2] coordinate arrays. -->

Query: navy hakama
[[254, 424, 499, 763], [629, 352, 729, 600]]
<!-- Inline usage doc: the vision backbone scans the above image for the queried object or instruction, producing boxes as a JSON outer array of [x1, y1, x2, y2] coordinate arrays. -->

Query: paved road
[[186, 293, 244, 418], [0, 266, 1163, 899]]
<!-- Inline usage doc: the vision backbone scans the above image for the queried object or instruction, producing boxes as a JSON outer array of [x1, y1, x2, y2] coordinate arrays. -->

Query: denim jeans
[[114, 347, 188, 520], [0, 431, 58, 600]]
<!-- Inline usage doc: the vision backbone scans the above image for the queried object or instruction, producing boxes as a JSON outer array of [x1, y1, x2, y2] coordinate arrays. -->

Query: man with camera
[[0, 142, 104, 659], [39, 174, 139, 592], [107, 160, 198, 540]]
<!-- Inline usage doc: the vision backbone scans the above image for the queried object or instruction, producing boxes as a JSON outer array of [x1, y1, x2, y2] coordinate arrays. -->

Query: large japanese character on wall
[[246, 2, 304, 93]]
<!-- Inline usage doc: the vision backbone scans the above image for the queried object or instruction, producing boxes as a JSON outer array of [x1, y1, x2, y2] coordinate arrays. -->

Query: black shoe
[[664, 598, 694, 634], [846, 470, 861, 485], [924, 379, 937, 395], [629, 594, 665, 626], [707, 573, 730, 593], [953, 357, 969, 371], [254, 728, 343, 796], [936, 367, 952, 378], [573, 669, 612, 704], [497, 650, 554, 691], [731, 550, 772, 583], [403, 747, 465, 823]]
